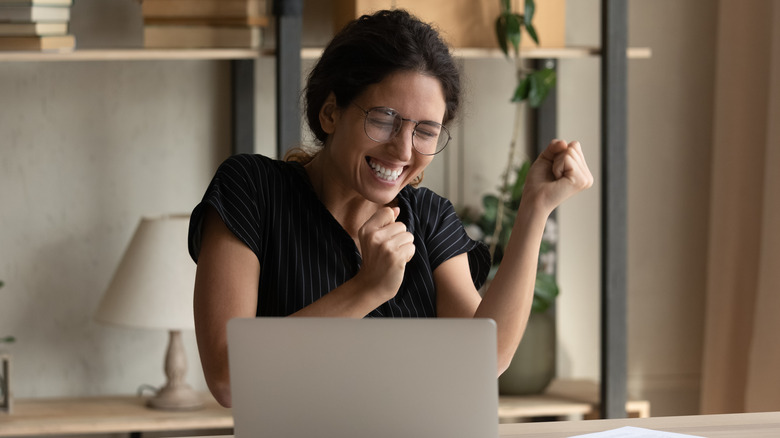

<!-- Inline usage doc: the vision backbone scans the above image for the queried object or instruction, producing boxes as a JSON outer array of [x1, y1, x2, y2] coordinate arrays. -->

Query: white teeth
[[368, 159, 401, 182]]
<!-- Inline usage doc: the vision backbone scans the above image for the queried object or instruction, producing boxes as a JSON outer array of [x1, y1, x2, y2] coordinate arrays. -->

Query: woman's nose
[[389, 122, 415, 161]]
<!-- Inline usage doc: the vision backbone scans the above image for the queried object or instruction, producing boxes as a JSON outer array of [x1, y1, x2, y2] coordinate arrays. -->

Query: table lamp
[[95, 214, 203, 410]]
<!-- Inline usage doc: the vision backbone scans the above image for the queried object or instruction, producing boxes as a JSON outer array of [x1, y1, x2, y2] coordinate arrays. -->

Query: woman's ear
[[319, 93, 340, 135]]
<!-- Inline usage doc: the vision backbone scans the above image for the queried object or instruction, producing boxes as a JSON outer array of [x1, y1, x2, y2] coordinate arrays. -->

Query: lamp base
[[145, 329, 204, 411], [147, 383, 204, 411]]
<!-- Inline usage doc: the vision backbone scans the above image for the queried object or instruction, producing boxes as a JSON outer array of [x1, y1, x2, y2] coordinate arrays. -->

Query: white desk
[[187, 411, 780, 438]]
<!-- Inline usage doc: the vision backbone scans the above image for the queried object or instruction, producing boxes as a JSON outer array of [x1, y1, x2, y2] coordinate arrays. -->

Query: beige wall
[[0, 0, 719, 418], [548, 0, 717, 416], [625, 0, 716, 415], [0, 59, 226, 396]]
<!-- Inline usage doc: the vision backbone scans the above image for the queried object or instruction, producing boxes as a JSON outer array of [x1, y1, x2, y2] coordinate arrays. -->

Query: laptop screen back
[[227, 317, 498, 438]]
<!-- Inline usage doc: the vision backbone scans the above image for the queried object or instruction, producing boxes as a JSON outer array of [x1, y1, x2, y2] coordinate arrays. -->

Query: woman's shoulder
[[216, 153, 305, 181], [218, 153, 290, 171], [398, 185, 462, 235], [399, 185, 454, 211]]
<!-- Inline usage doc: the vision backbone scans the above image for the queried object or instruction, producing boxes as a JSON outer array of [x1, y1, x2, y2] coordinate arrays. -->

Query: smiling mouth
[[367, 158, 403, 182]]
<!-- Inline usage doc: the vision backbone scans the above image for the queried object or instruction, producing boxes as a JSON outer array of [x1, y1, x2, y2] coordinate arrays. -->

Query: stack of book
[[142, 0, 268, 49], [0, 0, 74, 52]]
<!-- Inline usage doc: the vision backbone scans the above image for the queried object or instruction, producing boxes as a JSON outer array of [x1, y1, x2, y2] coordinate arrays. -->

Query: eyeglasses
[[353, 104, 451, 156]]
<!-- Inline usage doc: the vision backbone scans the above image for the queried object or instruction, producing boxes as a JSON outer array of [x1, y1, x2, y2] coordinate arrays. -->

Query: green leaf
[[532, 272, 559, 313], [525, 22, 540, 46], [495, 15, 509, 57], [500, 0, 511, 14], [495, 12, 524, 57], [481, 194, 499, 226], [0, 336, 15, 343], [505, 13, 523, 55], [528, 68, 556, 108], [511, 76, 531, 102], [523, 0, 540, 45], [524, 0, 536, 28], [531, 296, 548, 313], [482, 194, 500, 209], [510, 161, 531, 202]]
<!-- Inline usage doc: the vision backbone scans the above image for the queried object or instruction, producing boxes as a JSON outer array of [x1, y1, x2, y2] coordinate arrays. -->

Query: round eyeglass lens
[[413, 122, 449, 155], [364, 109, 399, 142], [363, 107, 451, 155]]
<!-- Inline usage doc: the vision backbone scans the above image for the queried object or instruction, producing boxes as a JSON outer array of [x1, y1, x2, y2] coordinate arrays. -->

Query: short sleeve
[[188, 154, 265, 262], [413, 189, 491, 290]]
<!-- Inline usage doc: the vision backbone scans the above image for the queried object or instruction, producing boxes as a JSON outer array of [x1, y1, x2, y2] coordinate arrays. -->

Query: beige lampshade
[[96, 214, 196, 331]]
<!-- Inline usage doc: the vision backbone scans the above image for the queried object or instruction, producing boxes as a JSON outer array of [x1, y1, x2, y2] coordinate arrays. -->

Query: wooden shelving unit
[[1, 0, 638, 420], [0, 45, 650, 62], [0, 48, 260, 62], [301, 46, 651, 60]]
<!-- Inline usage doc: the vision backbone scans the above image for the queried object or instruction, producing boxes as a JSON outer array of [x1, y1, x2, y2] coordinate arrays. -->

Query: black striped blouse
[[188, 154, 490, 318]]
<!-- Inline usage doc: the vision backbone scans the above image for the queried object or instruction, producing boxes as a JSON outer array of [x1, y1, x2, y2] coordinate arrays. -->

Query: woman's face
[[322, 70, 447, 206]]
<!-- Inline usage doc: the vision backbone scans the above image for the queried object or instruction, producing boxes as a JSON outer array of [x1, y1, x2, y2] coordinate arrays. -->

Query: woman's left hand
[[522, 139, 594, 215]]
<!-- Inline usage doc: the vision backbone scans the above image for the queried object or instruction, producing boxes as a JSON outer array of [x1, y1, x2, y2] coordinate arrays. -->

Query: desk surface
[[501, 411, 780, 437], [0, 379, 643, 437], [188, 412, 780, 438], [0, 394, 232, 436]]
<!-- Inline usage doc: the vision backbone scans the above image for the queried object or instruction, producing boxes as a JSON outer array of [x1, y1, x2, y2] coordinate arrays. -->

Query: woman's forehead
[[357, 71, 446, 119]]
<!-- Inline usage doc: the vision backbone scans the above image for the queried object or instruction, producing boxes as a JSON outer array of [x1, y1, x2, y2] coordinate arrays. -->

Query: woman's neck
[[304, 153, 382, 240]]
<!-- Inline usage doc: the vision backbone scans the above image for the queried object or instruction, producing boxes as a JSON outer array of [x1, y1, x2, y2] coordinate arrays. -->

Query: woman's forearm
[[475, 199, 550, 374], [289, 273, 394, 318]]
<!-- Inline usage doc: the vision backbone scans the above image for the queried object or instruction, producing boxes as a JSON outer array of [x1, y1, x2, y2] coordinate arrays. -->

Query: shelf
[[454, 46, 652, 59], [0, 48, 261, 62], [498, 379, 651, 423], [301, 46, 651, 60], [0, 394, 232, 436], [0, 46, 651, 63]]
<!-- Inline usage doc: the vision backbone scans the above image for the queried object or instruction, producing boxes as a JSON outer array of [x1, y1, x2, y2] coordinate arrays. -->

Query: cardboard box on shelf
[[332, 0, 565, 49]]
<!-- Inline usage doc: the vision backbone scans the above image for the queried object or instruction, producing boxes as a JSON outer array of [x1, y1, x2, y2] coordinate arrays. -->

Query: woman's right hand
[[354, 206, 416, 301]]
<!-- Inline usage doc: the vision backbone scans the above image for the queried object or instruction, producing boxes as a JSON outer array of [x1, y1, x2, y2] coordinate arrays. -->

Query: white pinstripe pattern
[[189, 154, 490, 318]]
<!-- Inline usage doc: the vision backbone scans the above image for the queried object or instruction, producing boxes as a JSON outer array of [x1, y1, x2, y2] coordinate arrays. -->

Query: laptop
[[227, 317, 499, 438]]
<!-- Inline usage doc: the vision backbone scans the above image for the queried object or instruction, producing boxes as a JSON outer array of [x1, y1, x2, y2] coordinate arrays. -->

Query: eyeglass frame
[[352, 103, 452, 156]]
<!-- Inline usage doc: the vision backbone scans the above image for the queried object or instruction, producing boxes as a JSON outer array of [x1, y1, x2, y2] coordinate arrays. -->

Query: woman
[[189, 9, 593, 408]]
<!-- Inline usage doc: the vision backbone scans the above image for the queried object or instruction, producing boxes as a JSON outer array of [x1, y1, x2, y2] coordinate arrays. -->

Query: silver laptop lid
[[227, 317, 498, 438]]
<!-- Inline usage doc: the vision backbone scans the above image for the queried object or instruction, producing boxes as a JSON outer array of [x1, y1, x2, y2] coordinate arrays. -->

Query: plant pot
[[498, 311, 556, 395]]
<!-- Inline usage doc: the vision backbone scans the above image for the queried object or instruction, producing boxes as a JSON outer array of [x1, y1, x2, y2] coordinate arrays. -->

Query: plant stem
[[489, 59, 526, 261]]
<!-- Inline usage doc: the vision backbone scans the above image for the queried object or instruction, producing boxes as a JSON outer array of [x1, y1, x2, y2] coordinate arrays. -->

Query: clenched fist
[[523, 139, 594, 215], [354, 206, 416, 302]]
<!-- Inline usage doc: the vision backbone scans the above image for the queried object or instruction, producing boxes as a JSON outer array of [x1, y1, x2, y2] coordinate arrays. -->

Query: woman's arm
[[193, 207, 260, 408], [194, 206, 414, 406], [478, 200, 548, 374], [290, 206, 415, 317], [434, 247, 537, 375], [433, 199, 546, 375], [435, 139, 593, 375]]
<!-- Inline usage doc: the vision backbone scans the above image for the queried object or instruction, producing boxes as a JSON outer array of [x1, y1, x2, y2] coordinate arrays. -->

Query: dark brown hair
[[303, 9, 461, 146]]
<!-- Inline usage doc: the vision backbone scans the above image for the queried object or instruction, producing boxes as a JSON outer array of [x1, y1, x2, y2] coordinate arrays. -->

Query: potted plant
[[0, 280, 12, 344], [461, 0, 558, 395], [0, 279, 14, 413], [0, 280, 14, 346], [0, 280, 14, 347], [462, 162, 559, 395]]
